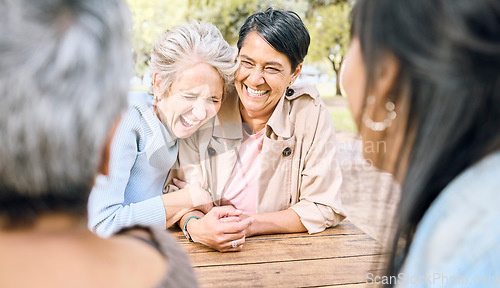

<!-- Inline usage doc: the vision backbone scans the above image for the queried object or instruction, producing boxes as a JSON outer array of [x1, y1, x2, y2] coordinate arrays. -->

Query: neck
[[0, 213, 89, 236], [239, 103, 271, 133]]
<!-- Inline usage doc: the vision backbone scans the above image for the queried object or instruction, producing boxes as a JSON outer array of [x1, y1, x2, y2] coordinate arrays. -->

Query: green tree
[[127, 0, 189, 77], [306, 1, 351, 95], [185, 0, 308, 45], [126, 0, 352, 87]]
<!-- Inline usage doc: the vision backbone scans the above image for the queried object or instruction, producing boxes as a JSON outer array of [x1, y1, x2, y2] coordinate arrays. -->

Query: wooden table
[[171, 220, 385, 287]]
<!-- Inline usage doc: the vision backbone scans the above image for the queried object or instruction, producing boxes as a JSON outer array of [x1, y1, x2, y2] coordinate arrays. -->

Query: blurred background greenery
[[127, 0, 356, 133]]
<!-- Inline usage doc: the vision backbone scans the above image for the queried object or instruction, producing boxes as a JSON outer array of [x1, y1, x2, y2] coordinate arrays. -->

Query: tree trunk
[[331, 57, 344, 96]]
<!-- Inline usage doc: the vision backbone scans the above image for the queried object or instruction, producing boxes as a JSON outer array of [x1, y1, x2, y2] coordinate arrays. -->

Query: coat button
[[208, 147, 216, 156], [285, 88, 294, 96], [282, 147, 292, 157]]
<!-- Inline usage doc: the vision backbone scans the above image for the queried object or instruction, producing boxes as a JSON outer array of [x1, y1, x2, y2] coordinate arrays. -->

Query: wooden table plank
[[181, 234, 381, 266], [171, 219, 386, 287], [170, 220, 364, 244], [193, 255, 384, 288]]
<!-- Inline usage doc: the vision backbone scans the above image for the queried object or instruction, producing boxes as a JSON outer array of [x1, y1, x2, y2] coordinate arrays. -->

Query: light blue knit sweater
[[87, 91, 178, 237]]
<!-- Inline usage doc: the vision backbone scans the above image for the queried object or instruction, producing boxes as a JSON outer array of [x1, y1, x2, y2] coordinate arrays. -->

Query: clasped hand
[[188, 206, 253, 252]]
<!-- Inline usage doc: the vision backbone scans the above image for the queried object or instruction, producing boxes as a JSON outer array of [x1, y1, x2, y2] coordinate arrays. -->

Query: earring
[[362, 96, 397, 131]]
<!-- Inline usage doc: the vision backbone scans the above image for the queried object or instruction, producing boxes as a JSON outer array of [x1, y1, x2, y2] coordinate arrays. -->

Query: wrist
[[186, 218, 201, 242], [182, 216, 200, 242], [245, 218, 255, 238]]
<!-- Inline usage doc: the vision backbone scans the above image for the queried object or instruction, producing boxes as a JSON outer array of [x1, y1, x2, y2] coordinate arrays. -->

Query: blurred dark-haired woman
[[342, 0, 500, 285]]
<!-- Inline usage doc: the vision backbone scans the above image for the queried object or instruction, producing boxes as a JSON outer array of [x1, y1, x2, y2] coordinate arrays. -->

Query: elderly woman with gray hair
[[87, 21, 240, 237], [0, 0, 198, 287]]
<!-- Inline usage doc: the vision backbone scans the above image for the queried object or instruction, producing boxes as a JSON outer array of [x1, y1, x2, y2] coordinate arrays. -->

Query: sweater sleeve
[[87, 108, 166, 238]]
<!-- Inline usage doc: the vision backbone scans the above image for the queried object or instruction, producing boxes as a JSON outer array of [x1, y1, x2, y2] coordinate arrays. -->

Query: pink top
[[220, 127, 265, 213]]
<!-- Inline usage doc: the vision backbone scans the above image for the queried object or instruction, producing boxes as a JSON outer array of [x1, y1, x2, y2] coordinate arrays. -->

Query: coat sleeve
[[290, 100, 347, 233], [87, 108, 166, 237]]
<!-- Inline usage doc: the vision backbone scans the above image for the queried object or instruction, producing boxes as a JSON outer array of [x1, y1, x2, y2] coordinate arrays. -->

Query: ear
[[152, 73, 162, 98], [373, 52, 400, 101], [290, 63, 303, 84], [98, 115, 121, 176]]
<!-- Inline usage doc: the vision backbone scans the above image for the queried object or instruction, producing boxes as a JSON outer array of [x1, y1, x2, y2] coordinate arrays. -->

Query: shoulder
[[286, 84, 323, 107], [285, 84, 330, 127], [285, 84, 326, 118], [118, 91, 152, 125], [128, 91, 154, 108], [403, 151, 500, 276], [115, 226, 197, 288]]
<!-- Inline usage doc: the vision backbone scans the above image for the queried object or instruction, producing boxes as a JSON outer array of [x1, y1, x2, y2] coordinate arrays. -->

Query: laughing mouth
[[246, 85, 269, 97], [180, 115, 200, 128]]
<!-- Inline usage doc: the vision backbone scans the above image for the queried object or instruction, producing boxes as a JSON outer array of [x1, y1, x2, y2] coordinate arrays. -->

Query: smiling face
[[154, 62, 224, 139], [235, 31, 301, 125]]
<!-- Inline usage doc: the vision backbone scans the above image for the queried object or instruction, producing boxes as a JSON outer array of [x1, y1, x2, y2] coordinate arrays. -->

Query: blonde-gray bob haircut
[[149, 21, 238, 99]]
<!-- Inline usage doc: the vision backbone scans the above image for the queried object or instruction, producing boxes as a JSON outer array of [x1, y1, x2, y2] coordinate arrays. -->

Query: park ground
[[322, 86, 400, 247]]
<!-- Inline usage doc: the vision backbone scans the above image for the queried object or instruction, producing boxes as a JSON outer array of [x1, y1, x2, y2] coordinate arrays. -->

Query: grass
[[330, 108, 358, 134], [314, 82, 358, 134], [316, 82, 338, 98]]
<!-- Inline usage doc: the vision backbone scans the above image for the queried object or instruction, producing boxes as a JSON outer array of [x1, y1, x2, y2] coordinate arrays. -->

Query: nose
[[191, 100, 207, 120], [247, 68, 265, 86]]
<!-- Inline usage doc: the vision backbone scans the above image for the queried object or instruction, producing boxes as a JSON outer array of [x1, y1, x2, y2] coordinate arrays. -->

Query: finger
[[173, 178, 187, 189], [219, 217, 253, 234], [225, 236, 246, 252], [219, 216, 240, 223], [211, 206, 242, 218]]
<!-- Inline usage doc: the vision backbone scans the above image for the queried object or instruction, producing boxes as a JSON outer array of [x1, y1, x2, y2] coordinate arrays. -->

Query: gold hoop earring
[[362, 96, 397, 131]]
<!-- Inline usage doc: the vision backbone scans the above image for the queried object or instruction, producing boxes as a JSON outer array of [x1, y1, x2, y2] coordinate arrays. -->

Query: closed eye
[[240, 60, 254, 68], [207, 97, 221, 103], [265, 67, 281, 74]]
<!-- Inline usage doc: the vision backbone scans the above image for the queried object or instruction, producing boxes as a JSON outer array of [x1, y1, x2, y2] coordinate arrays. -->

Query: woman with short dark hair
[[173, 8, 346, 252]]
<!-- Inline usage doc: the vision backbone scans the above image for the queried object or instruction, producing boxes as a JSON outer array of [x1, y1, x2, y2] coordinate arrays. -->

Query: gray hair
[[149, 21, 238, 98], [0, 0, 132, 225]]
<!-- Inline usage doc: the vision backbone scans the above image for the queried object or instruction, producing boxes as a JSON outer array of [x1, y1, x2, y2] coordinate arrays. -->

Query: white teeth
[[182, 116, 200, 126], [247, 86, 268, 96]]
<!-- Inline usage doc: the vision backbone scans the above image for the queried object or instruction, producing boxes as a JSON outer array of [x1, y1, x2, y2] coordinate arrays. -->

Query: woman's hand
[[187, 206, 253, 252]]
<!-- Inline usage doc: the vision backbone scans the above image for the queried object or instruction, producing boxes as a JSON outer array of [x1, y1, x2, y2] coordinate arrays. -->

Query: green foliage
[[306, 1, 352, 95], [186, 0, 309, 45], [126, 0, 352, 81], [127, 0, 189, 76]]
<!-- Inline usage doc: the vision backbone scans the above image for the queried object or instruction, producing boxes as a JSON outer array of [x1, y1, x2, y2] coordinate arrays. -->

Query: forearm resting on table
[[161, 190, 202, 229], [178, 210, 205, 230], [246, 209, 306, 237]]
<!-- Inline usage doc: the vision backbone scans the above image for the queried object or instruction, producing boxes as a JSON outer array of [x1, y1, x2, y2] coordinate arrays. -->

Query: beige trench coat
[[168, 84, 346, 233]]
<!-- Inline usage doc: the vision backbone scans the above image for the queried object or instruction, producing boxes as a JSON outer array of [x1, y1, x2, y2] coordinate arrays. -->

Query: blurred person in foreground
[[0, 0, 197, 287], [342, 0, 500, 286], [87, 21, 238, 238]]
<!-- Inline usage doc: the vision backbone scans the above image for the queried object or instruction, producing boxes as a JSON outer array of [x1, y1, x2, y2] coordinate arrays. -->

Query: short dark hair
[[237, 8, 310, 71], [351, 0, 500, 280]]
